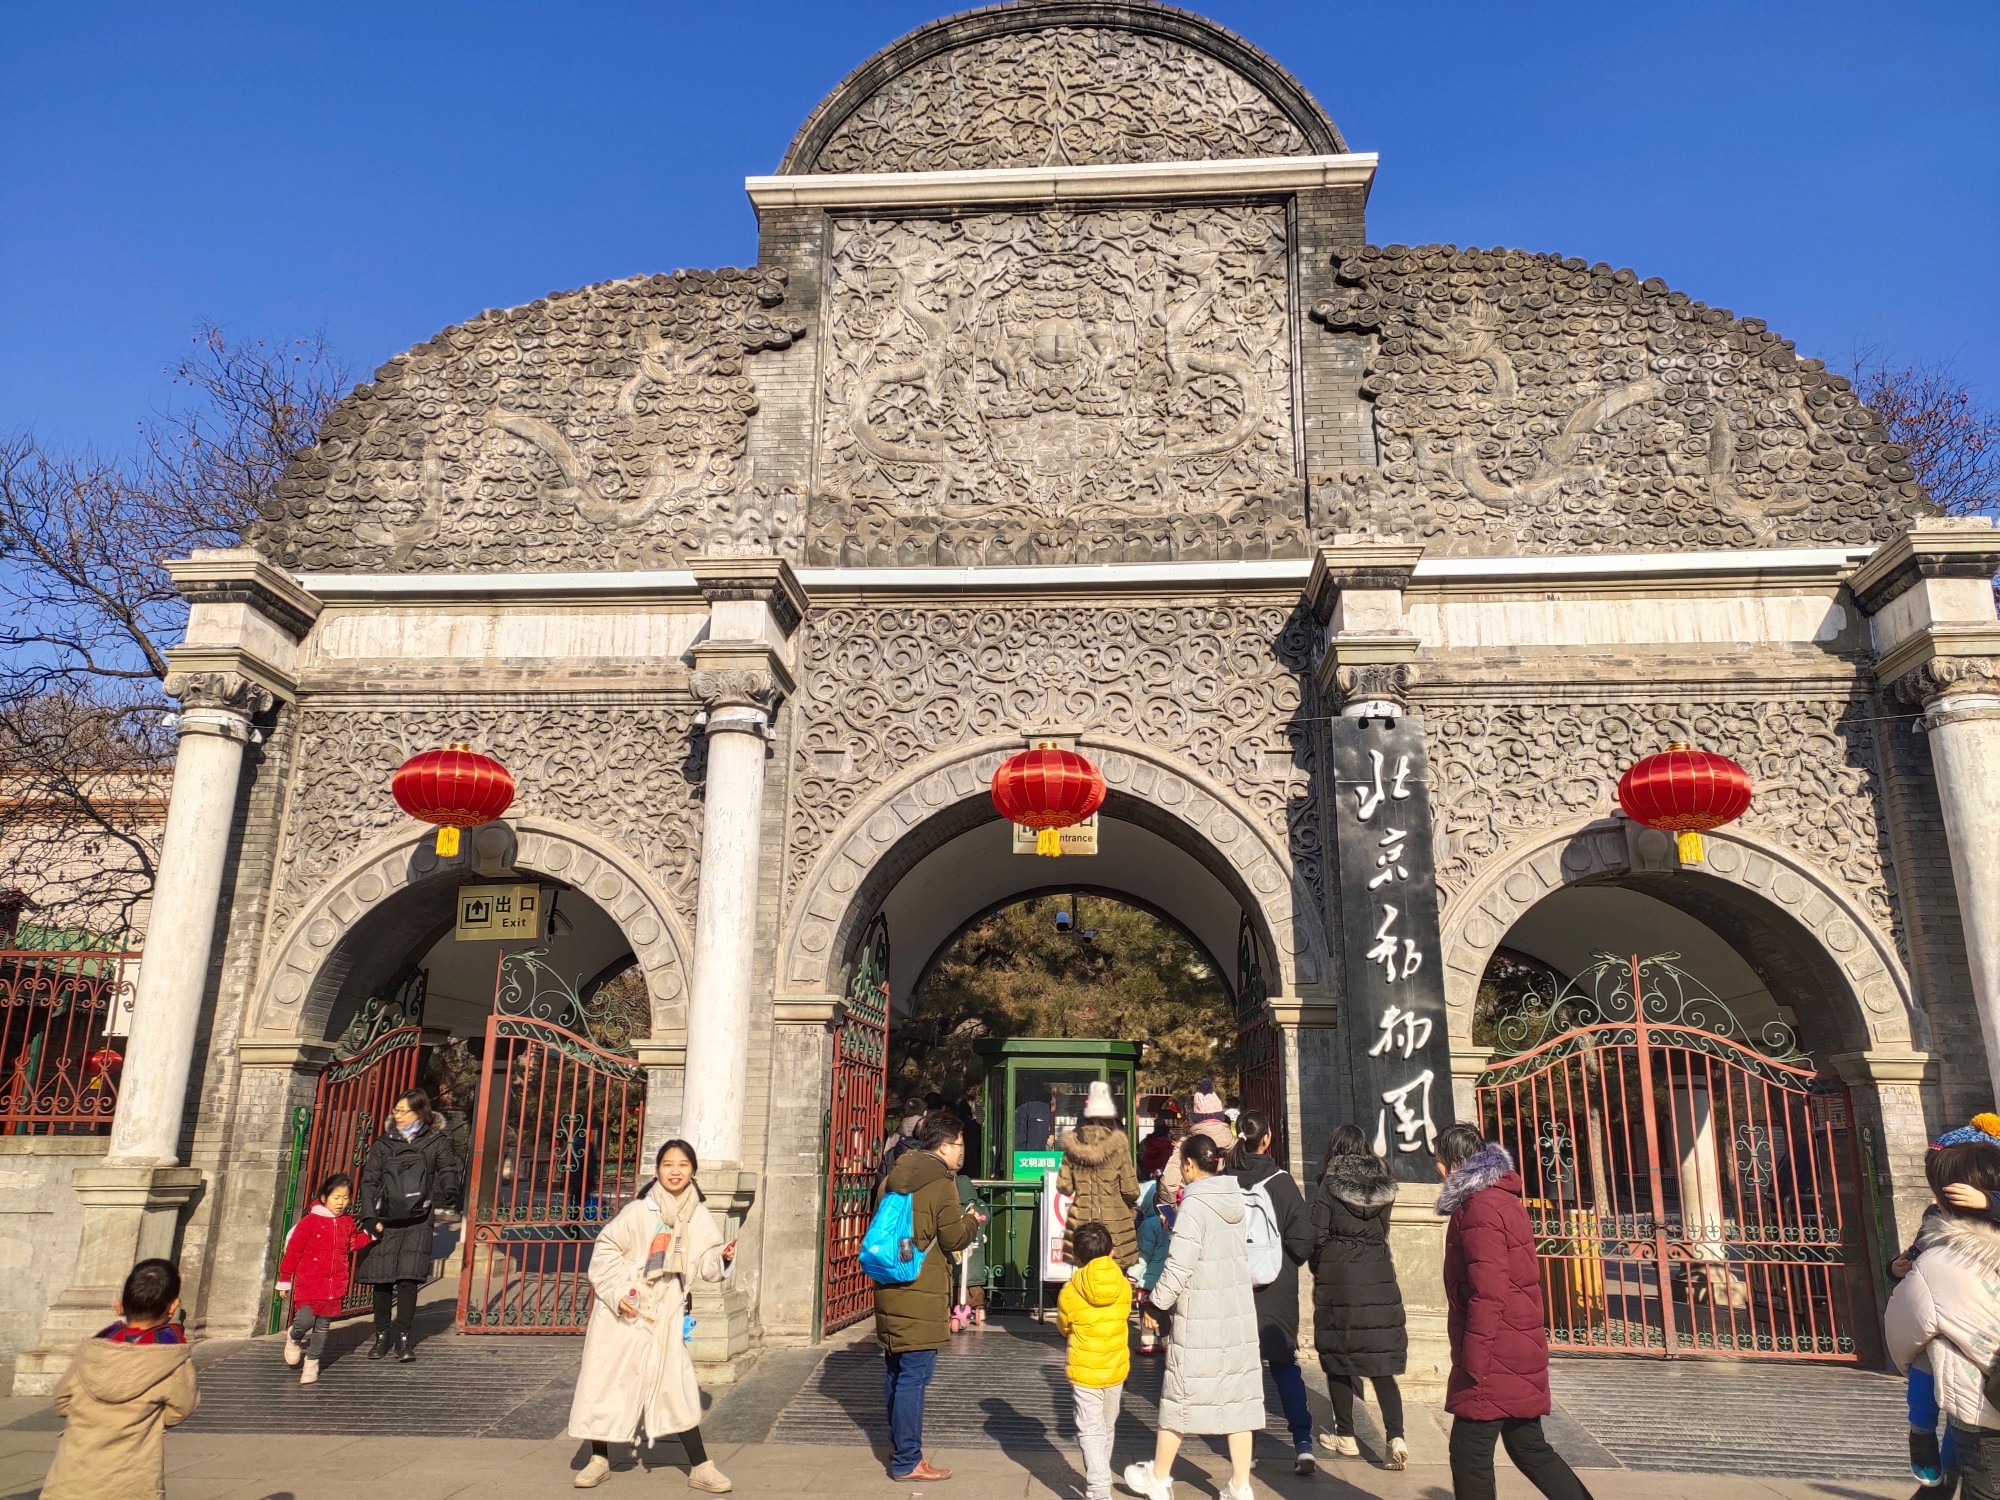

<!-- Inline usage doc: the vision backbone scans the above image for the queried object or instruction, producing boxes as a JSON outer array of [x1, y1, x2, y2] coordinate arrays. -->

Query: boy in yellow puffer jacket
[[1059, 1220, 1134, 1500]]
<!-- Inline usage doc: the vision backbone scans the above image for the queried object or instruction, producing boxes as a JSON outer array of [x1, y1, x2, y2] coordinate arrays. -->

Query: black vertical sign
[[1331, 715, 1457, 1182]]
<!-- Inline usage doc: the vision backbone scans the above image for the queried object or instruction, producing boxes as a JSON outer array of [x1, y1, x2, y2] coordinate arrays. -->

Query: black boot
[[395, 1332, 415, 1364], [366, 1332, 391, 1360]]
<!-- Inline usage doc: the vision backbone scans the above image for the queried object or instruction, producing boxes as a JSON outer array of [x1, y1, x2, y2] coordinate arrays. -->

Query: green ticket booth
[[972, 1038, 1140, 1310]]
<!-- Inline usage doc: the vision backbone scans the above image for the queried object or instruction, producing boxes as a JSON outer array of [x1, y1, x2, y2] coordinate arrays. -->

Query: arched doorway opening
[[285, 876, 654, 1335], [1470, 882, 1879, 1364]]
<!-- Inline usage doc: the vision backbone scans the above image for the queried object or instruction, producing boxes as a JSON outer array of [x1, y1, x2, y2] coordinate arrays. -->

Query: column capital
[[1305, 538, 1427, 625], [161, 667, 276, 736], [688, 555, 808, 638], [1885, 640, 2000, 711], [1830, 1048, 1936, 1088]]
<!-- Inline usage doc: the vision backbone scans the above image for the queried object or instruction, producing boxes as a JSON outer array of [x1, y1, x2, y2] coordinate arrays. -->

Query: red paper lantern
[[392, 743, 516, 856], [991, 747, 1106, 857], [1617, 742, 1753, 866]]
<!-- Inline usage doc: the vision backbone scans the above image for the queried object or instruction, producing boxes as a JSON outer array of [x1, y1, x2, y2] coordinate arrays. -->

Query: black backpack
[[375, 1137, 431, 1222]]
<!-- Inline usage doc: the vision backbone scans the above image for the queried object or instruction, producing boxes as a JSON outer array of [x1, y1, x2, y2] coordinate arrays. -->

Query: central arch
[[779, 735, 1330, 1001]]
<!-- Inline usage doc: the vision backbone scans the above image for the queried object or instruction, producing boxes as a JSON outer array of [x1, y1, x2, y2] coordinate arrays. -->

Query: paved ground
[[0, 1312, 1918, 1499]]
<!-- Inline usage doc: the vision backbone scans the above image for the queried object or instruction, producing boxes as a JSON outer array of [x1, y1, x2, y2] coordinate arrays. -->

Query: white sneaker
[[1317, 1433, 1360, 1458], [574, 1454, 612, 1488], [282, 1336, 302, 1368], [1294, 1448, 1316, 1475], [687, 1461, 733, 1494], [299, 1357, 319, 1386], [1122, 1460, 1174, 1500], [1220, 1483, 1254, 1500], [1387, 1437, 1409, 1471]]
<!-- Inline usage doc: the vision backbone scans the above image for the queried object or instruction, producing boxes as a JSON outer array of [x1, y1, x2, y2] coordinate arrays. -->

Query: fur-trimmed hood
[[1919, 1209, 2000, 1278], [1060, 1124, 1131, 1169], [1436, 1143, 1518, 1216], [1323, 1153, 1398, 1212]]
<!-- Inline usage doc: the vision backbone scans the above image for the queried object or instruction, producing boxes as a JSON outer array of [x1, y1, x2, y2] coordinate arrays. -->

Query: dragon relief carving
[[266, 706, 705, 948], [788, 603, 1329, 916], [811, 207, 1304, 566], [1312, 247, 1933, 555], [248, 269, 806, 572], [1422, 695, 1896, 942], [809, 27, 1314, 174]]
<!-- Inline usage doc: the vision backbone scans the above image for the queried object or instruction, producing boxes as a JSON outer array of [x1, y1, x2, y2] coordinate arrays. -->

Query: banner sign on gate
[[1038, 1170, 1075, 1284], [1331, 715, 1457, 1181]]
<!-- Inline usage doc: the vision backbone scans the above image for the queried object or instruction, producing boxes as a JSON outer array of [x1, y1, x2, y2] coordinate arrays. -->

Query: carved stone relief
[[1421, 695, 1896, 945], [1312, 247, 1934, 554], [788, 602, 1327, 920], [267, 705, 704, 950], [810, 207, 1304, 567], [248, 270, 805, 572], [809, 28, 1312, 174]]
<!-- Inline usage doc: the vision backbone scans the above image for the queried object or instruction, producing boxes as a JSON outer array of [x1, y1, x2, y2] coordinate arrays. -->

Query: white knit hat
[[1082, 1080, 1118, 1120]]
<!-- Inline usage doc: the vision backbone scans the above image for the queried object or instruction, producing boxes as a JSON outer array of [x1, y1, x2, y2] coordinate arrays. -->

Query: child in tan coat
[[42, 1258, 200, 1500]]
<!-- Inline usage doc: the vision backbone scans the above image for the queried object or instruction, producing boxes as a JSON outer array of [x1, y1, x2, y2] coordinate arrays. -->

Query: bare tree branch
[[0, 326, 347, 941], [1849, 351, 2000, 518]]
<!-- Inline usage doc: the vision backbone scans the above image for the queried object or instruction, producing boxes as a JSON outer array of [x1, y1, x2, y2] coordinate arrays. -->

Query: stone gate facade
[[10, 0, 2000, 1391]]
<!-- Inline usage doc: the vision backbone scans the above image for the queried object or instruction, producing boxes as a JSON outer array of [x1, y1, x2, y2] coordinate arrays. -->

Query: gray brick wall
[[1295, 185, 1375, 504]]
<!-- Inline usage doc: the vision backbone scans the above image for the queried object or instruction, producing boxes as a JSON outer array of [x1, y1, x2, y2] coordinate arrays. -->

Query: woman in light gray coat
[[1124, 1134, 1261, 1500]]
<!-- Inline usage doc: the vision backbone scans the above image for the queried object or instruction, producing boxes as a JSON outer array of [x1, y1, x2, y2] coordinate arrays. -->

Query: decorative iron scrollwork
[[332, 967, 428, 1062], [495, 948, 640, 1057]]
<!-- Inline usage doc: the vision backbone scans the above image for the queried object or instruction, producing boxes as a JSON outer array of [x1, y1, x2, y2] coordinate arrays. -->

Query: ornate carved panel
[[1422, 695, 1895, 942], [1312, 247, 1934, 554], [248, 270, 805, 572], [267, 705, 703, 947], [808, 28, 1311, 174], [811, 207, 1304, 566], [788, 602, 1326, 917]]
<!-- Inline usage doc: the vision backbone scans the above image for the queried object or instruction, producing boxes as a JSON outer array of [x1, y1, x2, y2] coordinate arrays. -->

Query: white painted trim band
[[745, 153, 1379, 210], [294, 546, 1875, 600]]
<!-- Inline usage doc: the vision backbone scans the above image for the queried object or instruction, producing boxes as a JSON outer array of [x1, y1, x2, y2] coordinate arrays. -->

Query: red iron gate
[[822, 915, 890, 1336], [1235, 915, 1286, 1167], [1476, 952, 1869, 1361], [458, 948, 647, 1333], [298, 968, 427, 1315], [0, 947, 135, 1134]]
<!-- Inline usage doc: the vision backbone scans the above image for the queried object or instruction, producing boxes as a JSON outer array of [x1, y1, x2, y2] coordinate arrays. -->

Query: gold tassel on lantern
[[1036, 827, 1063, 857], [436, 826, 461, 856], [1676, 830, 1705, 865]]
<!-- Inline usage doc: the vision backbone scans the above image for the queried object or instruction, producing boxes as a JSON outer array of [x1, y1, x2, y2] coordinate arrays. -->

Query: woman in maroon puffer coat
[[1434, 1125, 1593, 1500]]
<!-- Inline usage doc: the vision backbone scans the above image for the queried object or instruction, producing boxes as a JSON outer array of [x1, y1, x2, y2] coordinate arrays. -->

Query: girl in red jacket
[[1434, 1125, 1592, 1500], [277, 1173, 375, 1384]]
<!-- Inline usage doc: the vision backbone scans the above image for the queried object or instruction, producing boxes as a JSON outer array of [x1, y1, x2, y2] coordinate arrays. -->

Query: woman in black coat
[[1230, 1112, 1317, 1474], [1311, 1124, 1409, 1470], [356, 1089, 462, 1362]]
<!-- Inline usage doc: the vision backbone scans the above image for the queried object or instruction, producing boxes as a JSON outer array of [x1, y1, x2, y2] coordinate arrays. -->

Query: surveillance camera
[[1054, 911, 1072, 933]]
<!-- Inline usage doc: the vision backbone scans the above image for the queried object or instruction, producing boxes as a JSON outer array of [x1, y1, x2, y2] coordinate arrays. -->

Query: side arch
[[1438, 817, 1920, 1053], [780, 734, 1331, 999], [248, 817, 694, 1043]]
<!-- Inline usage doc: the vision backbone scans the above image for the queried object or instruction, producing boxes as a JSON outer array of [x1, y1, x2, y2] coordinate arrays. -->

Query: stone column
[[1850, 520, 2000, 1098], [16, 549, 318, 1393], [106, 673, 271, 1166], [1904, 660, 2000, 1091]]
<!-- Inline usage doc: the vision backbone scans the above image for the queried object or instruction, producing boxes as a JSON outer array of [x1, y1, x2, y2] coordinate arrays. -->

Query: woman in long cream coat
[[1124, 1133, 1262, 1500], [569, 1141, 735, 1492]]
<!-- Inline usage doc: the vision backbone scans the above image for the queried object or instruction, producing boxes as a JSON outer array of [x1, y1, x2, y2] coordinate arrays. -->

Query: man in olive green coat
[[874, 1111, 982, 1481]]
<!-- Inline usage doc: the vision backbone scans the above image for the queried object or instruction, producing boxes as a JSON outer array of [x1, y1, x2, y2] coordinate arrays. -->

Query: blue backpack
[[859, 1190, 925, 1285]]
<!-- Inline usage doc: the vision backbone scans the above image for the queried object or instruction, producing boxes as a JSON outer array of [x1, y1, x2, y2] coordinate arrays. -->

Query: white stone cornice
[[747, 152, 1379, 211]]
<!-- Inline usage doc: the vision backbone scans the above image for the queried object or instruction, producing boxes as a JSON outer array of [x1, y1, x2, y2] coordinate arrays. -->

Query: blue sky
[[4, 2, 1996, 452]]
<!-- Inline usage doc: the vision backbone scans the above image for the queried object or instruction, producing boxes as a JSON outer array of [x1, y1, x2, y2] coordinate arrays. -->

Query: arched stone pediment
[[781, 2, 1343, 176], [1312, 245, 1936, 554], [247, 270, 805, 573], [248, 818, 693, 1043]]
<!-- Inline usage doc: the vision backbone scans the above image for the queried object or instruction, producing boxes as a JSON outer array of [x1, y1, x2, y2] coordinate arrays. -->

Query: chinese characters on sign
[[455, 884, 551, 942], [1332, 717, 1457, 1180]]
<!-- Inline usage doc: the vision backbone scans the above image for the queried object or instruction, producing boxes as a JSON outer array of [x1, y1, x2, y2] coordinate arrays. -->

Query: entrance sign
[[1012, 814, 1098, 856], [455, 884, 550, 942], [1331, 716, 1456, 1180]]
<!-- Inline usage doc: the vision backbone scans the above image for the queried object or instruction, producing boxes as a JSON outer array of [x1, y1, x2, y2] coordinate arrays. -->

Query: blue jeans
[[1268, 1352, 1313, 1453], [883, 1348, 937, 1476], [1911, 1365, 1960, 1471]]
